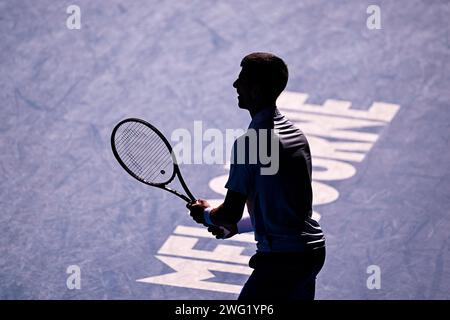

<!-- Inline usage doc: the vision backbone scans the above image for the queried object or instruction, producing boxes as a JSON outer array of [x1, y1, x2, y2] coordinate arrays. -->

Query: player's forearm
[[210, 203, 242, 225], [207, 189, 246, 226]]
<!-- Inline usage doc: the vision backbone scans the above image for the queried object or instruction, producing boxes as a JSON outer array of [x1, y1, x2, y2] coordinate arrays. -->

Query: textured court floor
[[0, 0, 449, 299]]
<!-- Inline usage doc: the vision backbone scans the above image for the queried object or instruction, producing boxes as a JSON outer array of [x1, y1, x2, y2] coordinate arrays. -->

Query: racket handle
[[219, 226, 231, 238]]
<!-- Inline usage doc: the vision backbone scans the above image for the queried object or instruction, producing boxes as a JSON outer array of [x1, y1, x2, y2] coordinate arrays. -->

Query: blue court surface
[[1, 0, 449, 299]]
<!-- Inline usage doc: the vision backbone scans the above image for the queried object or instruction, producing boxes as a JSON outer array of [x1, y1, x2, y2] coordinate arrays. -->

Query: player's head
[[233, 52, 288, 111]]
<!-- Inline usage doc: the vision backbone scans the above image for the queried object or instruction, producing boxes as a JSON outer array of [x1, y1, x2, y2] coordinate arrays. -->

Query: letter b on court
[[66, 265, 81, 290], [366, 265, 381, 290]]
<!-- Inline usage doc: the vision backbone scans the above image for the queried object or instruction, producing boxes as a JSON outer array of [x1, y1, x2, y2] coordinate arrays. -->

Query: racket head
[[111, 118, 177, 187]]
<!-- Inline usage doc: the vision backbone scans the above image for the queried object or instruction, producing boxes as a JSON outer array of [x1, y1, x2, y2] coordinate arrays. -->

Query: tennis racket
[[111, 118, 195, 202], [110, 118, 230, 237]]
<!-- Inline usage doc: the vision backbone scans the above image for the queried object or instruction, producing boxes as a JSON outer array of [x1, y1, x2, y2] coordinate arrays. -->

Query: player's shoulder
[[274, 114, 308, 141]]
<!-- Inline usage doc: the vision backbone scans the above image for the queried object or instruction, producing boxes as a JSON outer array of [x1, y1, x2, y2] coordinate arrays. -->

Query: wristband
[[203, 207, 215, 226]]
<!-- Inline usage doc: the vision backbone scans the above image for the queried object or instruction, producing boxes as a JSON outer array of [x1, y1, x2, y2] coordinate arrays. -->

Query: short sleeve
[[224, 139, 252, 196]]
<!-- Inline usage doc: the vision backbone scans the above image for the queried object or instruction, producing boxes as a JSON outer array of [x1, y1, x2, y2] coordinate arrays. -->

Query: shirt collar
[[249, 107, 276, 129]]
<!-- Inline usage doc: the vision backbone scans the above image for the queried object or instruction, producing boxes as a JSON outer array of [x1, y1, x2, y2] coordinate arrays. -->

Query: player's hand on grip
[[207, 224, 238, 239], [187, 199, 211, 226]]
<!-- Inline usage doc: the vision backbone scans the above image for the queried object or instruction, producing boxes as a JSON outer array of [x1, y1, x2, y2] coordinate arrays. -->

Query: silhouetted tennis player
[[187, 52, 326, 301]]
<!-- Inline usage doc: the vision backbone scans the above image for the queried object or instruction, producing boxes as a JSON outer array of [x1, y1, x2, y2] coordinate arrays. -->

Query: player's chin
[[237, 99, 249, 109]]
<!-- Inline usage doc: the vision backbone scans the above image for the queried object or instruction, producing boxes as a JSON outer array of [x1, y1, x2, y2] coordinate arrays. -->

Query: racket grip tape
[[219, 226, 231, 238]]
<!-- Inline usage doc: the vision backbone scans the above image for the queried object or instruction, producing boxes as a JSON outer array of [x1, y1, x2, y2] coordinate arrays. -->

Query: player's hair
[[240, 52, 289, 100]]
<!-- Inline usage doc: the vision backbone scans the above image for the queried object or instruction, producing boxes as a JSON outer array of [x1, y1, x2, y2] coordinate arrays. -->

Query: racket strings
[[123, 135, 163, 171], [133, 135, 170, 171], [116, 130, 149, 163], [116, 125, 152, 158], [115, 122, 141, 150], [139, 143, 171, 179], [146, 152, 173, 181], [114, 122, 174, 184], [140, 143, 168, 172], [122, 134, 172, 183], [138, 137, 168, 167]]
